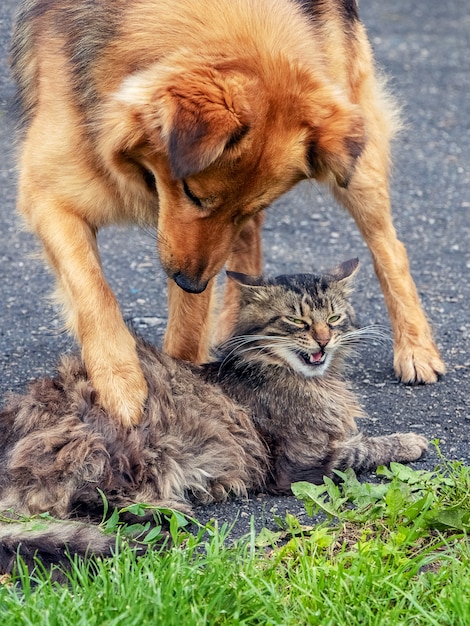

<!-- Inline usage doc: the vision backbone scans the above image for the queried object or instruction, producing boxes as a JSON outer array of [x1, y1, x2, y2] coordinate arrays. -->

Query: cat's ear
[[226, 271, 272, 304], [226, 271, 266, 287], [326, 258, 360, 289]]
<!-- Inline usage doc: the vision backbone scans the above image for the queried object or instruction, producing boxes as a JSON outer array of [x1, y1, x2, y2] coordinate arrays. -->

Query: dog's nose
[[173, 272, 209, 294]]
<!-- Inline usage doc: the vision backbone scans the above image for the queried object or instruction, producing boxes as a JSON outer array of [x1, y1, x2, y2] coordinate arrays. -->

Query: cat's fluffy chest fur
[[204, 358, 362, 493]]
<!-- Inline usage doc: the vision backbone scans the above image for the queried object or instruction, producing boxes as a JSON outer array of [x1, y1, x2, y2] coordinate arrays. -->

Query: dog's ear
[[305, 98, 366, 188], [126, 64, 254, 179], [165, 75, 252, 179]]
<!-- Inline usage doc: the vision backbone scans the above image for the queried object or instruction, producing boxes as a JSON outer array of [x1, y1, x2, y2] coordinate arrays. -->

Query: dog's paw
[[100, 371, 147, 427], [90, 360, 148, 427], [394, 341, 445, 384], [83, 327, 148, 426]]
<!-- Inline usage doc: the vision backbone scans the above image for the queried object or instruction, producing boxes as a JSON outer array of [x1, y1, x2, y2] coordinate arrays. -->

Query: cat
[[0, 258, 427, 575]]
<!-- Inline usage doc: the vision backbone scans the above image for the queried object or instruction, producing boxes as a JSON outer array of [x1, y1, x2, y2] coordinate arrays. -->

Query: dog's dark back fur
[[0, 261, 427, 575]]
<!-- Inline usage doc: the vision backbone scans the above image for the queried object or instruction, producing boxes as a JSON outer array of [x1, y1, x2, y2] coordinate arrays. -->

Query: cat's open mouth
[[298, 350, 326, 367]]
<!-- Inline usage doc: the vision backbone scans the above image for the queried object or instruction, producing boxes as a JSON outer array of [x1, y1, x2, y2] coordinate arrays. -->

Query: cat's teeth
[[309, 351, 323, 364]]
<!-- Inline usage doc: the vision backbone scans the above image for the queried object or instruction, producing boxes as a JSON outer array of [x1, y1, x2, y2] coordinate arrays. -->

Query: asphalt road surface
[[0, 1, 469, 536]]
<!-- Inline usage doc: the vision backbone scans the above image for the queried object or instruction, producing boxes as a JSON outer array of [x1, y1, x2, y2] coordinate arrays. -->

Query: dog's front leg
[[215, 213, 265, 344], [334, 159, 445, 384], [35, 204, 147, 426], [164, 278, 216, 363]]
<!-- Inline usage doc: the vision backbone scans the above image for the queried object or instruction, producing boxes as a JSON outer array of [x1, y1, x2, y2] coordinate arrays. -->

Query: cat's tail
[[333, 432, 428, 474], [0, 520, 133, 582]]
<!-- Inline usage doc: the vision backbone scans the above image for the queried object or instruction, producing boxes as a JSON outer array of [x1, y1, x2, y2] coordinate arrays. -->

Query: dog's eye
[[182, 180, 203, 208], [327, 314, 341, 324]]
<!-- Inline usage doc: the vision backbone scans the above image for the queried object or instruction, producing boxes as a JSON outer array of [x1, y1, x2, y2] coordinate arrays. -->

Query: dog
[[10, 0, 445, 426]]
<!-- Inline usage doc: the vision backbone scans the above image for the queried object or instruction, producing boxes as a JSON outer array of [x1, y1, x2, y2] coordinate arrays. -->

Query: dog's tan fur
[[11, 0, 444, 425]]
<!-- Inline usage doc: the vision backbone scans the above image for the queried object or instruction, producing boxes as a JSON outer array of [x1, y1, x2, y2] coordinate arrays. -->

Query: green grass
[[1, 447, 470, 625]]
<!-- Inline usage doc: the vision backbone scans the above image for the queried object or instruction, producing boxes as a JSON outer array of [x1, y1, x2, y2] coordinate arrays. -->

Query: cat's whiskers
[[236, 342, 298, 358], [218, 324, 391, 373], [337, 325, 391, 347], [220, 334, 292, 348], [219, 343, 298, 376], [218, 334, 291, 355], [217, 335, 295, 369]]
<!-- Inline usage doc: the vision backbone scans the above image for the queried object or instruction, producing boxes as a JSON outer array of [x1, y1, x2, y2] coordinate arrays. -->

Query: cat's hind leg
[[333, 432, 428, 474]]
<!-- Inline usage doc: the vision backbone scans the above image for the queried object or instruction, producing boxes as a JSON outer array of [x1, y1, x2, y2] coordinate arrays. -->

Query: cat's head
[[222, 258, 360, 377]]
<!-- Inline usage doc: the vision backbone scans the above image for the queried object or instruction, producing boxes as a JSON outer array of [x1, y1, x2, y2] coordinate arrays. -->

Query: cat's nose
[[312, 324, 331, 347]]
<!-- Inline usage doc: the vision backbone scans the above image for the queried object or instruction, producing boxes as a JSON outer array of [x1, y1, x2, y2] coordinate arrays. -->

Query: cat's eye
[[327, 314, 341, 324], [286, 316, 306, 326]]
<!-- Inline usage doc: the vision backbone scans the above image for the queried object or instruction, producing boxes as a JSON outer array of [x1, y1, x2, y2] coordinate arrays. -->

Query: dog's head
[[107, 57, 365, 293]]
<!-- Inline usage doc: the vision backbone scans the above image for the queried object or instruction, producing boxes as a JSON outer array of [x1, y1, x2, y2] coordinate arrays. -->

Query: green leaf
[[121, 503, 149, 517], [291, 481, 339, 518], [168, 509, 191, 529], [97, 488, 109, 523], [385, 484, 406, 522], [403, 493, 436, 523], [255, 527, 286, 547], [388, 463, 436, 486], [169, 512, 181, 543], [143, 525, 164, 544], [103, 507, 120, 533], [426, 508, 470, 531], [121, 521, 151, 538]]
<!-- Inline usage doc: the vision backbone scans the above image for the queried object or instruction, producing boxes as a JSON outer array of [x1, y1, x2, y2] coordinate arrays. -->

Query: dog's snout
[[173, 272, 209, 294]]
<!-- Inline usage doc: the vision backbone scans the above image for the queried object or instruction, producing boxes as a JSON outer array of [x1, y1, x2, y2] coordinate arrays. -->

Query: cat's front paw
[[394, 341, 445, 384]]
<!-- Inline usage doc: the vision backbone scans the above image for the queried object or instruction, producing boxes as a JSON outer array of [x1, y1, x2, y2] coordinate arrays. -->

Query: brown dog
[[10, 0, 444, 426]]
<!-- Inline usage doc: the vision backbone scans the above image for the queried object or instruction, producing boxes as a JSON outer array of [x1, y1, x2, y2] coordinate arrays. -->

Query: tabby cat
[[0, 258, 427, 574]]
